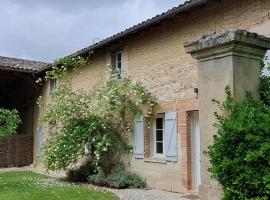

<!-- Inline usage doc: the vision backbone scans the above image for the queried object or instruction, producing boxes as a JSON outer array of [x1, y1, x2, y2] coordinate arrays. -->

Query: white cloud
[[0, 0, 184, 62]]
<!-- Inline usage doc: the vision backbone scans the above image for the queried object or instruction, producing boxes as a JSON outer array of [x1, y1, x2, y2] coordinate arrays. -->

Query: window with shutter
[[134, 115, 144, 159], [153, 114, 165, 158], [164, 112, 178, 161]]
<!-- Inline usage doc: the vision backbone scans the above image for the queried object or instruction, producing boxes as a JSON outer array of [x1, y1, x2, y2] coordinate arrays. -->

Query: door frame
[[191, 111, 201, 190]]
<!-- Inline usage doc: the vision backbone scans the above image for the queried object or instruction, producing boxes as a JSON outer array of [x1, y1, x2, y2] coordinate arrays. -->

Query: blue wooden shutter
[[165, 112, 178, 161], [134, 115, 144, 159]]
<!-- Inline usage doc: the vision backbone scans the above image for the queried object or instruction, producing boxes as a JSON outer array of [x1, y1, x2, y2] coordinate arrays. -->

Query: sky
[[0, 0, 185, 63]]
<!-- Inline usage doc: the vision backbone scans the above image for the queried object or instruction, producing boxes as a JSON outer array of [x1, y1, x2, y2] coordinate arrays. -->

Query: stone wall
[[0, 134, 33, 167]]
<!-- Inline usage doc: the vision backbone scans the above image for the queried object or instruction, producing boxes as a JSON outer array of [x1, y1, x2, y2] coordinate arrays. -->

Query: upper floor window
[[50, 79, 58, 93], [115, 51, 123, 79]]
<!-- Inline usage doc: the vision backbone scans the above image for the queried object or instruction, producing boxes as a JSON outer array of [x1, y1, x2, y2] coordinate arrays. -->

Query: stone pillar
[[184, 29, 270, 200]]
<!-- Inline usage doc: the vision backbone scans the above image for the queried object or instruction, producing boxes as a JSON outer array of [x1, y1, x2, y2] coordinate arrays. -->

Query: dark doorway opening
[[0, 70, 40, 167]]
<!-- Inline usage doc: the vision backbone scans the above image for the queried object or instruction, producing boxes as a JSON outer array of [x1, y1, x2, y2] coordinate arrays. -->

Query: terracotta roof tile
[[0, 56, 50, 73]]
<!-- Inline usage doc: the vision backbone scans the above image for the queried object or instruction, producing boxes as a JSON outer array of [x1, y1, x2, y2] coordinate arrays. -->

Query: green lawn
[[0, 171, 118, 200]]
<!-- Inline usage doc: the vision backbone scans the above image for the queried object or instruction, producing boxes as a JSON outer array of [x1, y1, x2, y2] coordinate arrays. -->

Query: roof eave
[[0, 64, 51, 74]]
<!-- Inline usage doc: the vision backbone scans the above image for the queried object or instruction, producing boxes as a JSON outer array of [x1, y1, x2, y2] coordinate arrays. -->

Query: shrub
[[107, 163, 144, 189], [0, 108, 21, 138], [88, 169, 107, 187], [88, 162, 145, 189], [66, 161, 95, 182], [107, 170, 130, 189], [126, 173, 145, 189], [207, 86, 270, 199]]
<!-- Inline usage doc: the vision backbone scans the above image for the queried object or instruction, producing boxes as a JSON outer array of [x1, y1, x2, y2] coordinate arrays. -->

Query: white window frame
[[115, 51, 123, 79], [153, 114, 165, 158], [50, 78, 59, 93]]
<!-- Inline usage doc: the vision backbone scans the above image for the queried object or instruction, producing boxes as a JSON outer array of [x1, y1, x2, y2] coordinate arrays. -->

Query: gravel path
[[108, 188, 199, 200]]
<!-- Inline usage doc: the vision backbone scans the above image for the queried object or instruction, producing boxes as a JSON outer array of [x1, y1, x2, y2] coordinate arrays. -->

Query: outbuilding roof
[[0, 56, 50, 73], [72, 0, 207, 57]]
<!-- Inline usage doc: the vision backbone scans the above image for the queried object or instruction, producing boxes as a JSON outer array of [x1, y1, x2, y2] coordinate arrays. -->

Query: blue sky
[[0, 0, 185, 62]]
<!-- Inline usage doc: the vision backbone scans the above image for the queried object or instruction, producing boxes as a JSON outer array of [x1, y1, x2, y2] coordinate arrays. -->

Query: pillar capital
[[184, 29, 270, 61]]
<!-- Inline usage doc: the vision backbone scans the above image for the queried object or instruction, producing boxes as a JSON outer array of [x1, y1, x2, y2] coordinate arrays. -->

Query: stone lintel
[[184, 29, 270, 61]]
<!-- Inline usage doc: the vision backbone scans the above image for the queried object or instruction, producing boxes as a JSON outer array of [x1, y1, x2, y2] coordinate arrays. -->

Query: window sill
[[143, 158, 167, 164]]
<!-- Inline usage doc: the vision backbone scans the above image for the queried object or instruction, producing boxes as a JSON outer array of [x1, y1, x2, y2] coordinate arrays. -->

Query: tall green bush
[[207, 59, 270, 199], [0, 108, 21, 138]]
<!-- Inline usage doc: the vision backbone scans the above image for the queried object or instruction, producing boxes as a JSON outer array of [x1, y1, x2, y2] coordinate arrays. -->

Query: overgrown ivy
[[37, 56, 159, 172], [207, 58, 270, 199]]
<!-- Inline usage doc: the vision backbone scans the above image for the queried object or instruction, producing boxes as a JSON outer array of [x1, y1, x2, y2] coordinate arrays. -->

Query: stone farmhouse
[[1, 0, 270, 199]]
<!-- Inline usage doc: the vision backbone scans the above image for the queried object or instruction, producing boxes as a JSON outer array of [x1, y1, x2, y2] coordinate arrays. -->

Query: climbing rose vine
[[38, 57, 159, 171]]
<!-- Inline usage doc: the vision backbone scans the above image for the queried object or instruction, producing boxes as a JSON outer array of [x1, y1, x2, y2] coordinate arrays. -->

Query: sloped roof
[[0, 56, 50, 73], [72, 0, 207, 57]]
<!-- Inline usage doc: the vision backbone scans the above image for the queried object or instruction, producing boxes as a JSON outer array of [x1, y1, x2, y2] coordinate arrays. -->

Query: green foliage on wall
[[37, 57, 159, 173]]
